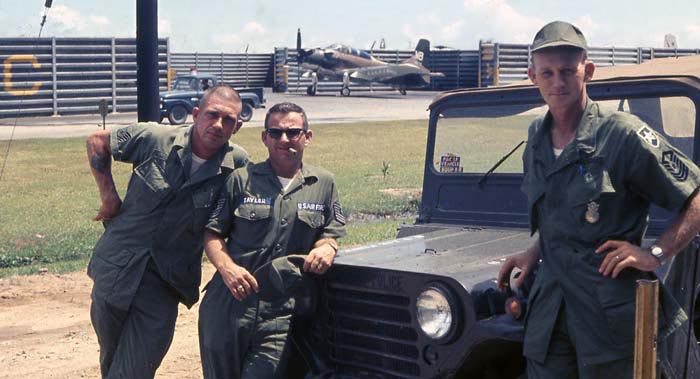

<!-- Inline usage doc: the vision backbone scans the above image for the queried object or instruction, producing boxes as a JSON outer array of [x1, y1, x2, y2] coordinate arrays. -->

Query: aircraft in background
[[295, 29, 445, 96]]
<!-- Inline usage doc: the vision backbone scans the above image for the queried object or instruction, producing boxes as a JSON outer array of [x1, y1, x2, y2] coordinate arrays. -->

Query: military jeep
[[290, 63, 700, 378]]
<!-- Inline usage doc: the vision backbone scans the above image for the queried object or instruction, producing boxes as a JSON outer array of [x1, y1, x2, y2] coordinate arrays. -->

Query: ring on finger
[[237, 285, 245, 291], [615, 255, 621, 260]]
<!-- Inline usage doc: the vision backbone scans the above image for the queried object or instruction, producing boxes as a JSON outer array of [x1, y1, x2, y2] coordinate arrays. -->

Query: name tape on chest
[[242, 196, 272, 205], [116, 128, 132, 145], [636, 126, 660, 148], [298, 202, 325, 212], [662, 150, 688, 181]]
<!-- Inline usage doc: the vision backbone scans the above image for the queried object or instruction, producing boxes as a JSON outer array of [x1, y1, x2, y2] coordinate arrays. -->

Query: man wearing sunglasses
[[86, 85, 249, 379], [199, 102, 346, 378]]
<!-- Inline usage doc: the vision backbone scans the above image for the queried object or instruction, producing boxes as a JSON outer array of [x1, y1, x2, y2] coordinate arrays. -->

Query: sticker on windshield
[[438, 154, 463, 173]]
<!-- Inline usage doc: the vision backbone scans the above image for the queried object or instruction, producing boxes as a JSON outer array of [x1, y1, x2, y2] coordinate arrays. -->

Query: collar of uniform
[[252, 160, 319, 185], [174, 126, 192, 165], [571, 98, 599, 156], [218, 143, 237, 172], [531, 98, 598, 155], [176, 126, 236, 173]]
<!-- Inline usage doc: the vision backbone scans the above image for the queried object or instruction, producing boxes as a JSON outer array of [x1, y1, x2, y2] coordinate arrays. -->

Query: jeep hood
[[335, 226, 534, 291]]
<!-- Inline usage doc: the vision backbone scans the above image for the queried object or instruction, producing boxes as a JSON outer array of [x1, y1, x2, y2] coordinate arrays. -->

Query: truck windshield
[[171, 78, 195, 91], [433, 95, 696, 175]]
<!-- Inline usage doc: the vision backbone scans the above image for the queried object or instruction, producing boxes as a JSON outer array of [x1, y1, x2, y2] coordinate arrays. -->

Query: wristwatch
[[327, 240, 339, 254], [650, 245, 665, 262]]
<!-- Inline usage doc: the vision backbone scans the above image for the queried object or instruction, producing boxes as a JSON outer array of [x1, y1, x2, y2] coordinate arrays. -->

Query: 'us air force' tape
[[662, 150, 688, 181]]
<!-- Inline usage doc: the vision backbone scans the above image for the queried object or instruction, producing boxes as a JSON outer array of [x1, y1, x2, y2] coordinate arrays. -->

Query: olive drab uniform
[[87, 122, 249, 379], [521, 99, 700, 376], [199, 161, 346, 379]]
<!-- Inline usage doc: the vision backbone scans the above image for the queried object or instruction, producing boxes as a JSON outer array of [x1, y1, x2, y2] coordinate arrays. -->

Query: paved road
[[0, 90, 439, 140]]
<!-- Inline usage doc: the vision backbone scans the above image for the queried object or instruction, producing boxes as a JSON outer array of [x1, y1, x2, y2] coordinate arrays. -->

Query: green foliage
[[0, 120, 426, 277]]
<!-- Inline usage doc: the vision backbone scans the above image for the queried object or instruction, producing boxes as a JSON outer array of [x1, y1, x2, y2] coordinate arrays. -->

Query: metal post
[[51, 37, 57, 116], [612, 46, 616, 66], [634, 279, 658, 379], [136, 0, 159, 122], [111, 38, 117, 113], [476, 42, 481, 88]]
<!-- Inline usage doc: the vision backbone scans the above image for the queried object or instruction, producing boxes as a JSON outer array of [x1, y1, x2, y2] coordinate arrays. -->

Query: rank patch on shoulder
[[662, 150, 688, 181], [637, 126, 659, 148], [116, 128, 131, 145], [210, 197, 226, 219], [333, 202, 346, 225], [298, 202, 325, 212], [242, 196, 272, 205]]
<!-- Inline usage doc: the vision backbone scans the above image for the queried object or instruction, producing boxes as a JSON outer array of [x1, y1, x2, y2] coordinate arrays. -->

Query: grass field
[[0, 120, 427, 277]]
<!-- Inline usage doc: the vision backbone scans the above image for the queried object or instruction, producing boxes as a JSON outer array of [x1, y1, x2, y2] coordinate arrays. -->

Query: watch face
[[651, 246, 663, 258]]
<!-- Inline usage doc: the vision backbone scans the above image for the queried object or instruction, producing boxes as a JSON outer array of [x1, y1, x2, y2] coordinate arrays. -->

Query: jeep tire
[[239, 102, 254, 122], [168, 105, 189, 125]]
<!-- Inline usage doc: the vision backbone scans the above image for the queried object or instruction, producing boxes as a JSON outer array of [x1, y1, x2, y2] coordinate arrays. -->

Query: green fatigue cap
[[531, 20, 588, 52], [253, 254, 310, 301]]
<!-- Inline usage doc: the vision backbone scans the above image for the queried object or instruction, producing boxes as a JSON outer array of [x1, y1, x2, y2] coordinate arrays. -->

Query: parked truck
[[159, 73, 265, 125], [284, 58, 700, 378]]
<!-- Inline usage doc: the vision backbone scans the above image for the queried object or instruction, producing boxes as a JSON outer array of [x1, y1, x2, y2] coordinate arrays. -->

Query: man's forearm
[[204, 230, 236, 271], [86, 130, 118, 200], [654, 189, 700, 260]]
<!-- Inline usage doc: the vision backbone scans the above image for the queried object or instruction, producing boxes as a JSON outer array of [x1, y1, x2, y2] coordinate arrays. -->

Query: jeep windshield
[[425, 76, 700, 234]]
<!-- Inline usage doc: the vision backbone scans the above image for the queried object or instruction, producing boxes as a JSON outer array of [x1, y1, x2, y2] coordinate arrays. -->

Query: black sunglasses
[[266, 128, 306, 140]]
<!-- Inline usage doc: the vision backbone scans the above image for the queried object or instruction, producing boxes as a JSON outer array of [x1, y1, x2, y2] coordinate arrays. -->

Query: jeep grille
[[322, 282, 421, 378]]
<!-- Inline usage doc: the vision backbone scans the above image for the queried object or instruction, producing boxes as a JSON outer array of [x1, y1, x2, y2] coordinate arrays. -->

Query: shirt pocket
[[296, 209, 325, 229], [567, 162, 616, 243], [233, 203, 272, 248], [596, 277, 636, 348], [130, 155, 172, 211], [289, 210, 326, 251], [192, 187, 216, 231]]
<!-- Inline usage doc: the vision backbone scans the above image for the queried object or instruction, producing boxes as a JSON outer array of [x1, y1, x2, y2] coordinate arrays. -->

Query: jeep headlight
[[416, 286, 453, 339]]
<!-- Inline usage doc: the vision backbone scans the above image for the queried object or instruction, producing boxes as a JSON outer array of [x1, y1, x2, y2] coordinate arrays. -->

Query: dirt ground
[[0, 263, 217, 379]]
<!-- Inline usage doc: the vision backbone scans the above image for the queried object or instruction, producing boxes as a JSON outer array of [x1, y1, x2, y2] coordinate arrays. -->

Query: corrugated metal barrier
[[169, 52, 272, 88], [0, 37, 168, 118]]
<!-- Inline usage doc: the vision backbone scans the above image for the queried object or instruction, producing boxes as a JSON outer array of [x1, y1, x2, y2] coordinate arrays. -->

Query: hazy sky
[[1, 0, 698, 53]]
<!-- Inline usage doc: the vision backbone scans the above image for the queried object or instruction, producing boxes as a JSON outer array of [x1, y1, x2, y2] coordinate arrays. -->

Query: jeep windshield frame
[[422, 76, 700, 236]]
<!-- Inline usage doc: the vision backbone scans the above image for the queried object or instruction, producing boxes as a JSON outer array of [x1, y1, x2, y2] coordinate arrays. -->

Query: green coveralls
[[521, 99, 700, 378], [199, 160, 346, 379], [88, 122, 249, 379]]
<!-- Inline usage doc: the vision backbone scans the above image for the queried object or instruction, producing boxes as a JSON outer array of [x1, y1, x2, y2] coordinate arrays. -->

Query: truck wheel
[[168, 105, 189, 125], [340, 86, 351, 97], [239, 102, 254, 122]]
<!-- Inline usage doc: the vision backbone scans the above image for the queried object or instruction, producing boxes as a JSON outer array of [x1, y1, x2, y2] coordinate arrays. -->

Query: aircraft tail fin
[[404, 39, 430, 65]]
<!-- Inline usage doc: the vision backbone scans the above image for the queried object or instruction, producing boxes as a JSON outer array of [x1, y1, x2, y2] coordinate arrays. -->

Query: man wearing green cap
[[497, 21, 700, 377], [86, 85, 249, 378], [198, 102, 346, 379]]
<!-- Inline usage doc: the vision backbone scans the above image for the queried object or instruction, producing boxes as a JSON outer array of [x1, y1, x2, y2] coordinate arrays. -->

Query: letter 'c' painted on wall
[[4, 55, 42, 96]]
